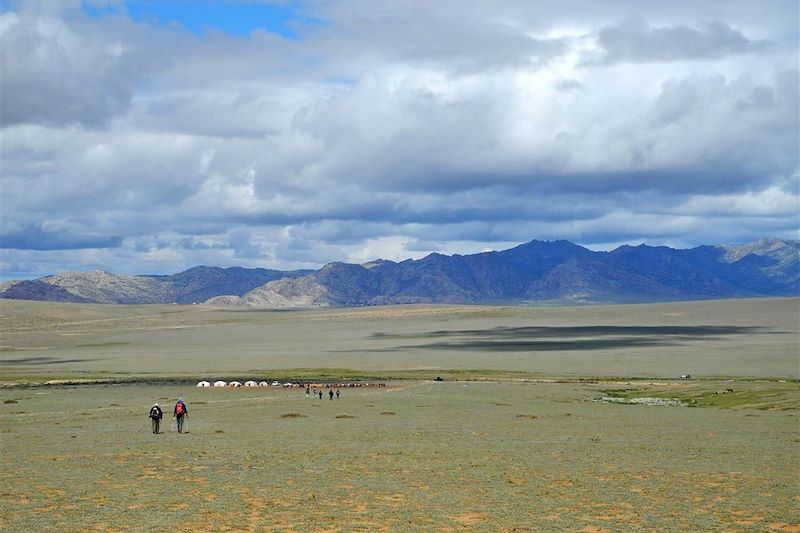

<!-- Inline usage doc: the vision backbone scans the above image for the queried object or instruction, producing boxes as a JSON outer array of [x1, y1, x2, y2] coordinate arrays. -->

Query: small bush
[[3, 399, 18, 404], [335, 414, 355, 419], [515, 414, 537, 419], [380, 411, 396, 415], [281, 413, 306, 418]]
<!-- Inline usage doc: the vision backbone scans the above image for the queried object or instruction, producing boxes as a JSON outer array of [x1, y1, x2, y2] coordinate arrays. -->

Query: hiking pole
[[170, 417, 176, 432]]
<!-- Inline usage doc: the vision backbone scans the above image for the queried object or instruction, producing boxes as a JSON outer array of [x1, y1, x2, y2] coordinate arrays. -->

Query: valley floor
[[1, 297, 797, 530], [1, 381, 798, 531]]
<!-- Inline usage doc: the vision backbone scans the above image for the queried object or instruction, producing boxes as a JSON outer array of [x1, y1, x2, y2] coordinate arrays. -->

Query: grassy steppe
[[1, 382, 798, 531], [1, 298, 798, 531]]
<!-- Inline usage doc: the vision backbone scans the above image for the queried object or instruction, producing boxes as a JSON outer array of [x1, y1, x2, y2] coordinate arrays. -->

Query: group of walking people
[[149, 385, 344, 434], [306, 386, 340, 400], [148, 398, 188, 434]]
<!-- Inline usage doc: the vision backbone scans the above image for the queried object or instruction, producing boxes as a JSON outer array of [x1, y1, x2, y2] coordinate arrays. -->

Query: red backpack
[[176, 402, 184, 415]]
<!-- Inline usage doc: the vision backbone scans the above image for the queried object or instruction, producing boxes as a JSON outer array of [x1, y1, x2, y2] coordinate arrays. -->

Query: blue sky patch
[[82, 0, 310, 39]]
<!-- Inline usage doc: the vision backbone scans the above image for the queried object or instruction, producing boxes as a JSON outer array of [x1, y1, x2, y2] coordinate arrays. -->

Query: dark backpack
[[150, 407, 159, 419]]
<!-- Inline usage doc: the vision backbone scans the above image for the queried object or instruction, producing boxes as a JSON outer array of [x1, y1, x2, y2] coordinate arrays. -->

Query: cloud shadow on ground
[[370, 325, 769, 352], [0, 357, 92, 365]]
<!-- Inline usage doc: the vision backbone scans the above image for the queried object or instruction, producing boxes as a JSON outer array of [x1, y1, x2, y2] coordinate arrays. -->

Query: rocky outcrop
[[1, 266, 310, 304]]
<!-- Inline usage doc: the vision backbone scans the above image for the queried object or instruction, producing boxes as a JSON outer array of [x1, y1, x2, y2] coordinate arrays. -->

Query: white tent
[[196, 381, 211, 387]]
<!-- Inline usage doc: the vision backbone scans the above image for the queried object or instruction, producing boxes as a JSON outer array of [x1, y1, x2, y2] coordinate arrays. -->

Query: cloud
[[0, 3, 173, 127], [0, 225, 122, 250], [591, 15, 772, 64], [346, 236, 426, 264], [306, 1, 569, 75], [675, 185, 799, 218], [0, 0, 797, 279]]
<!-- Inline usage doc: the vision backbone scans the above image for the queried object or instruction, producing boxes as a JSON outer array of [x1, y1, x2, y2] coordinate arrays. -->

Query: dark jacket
[[149, 406, 163, 420]]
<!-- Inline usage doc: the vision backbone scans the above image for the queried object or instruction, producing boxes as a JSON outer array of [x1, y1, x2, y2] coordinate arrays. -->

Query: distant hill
[[2, 238, 797, 306], [0, 266, 311, 304], [0, 279, 92, 303]]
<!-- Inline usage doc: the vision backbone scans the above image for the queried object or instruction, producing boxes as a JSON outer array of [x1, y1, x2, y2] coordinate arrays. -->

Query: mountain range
[[1, 238, 797, 307]]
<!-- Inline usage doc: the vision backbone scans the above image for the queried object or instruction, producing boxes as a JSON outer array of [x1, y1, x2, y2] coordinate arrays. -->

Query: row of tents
[[196, 380, 297, 388], [196, 380, 387, 388]]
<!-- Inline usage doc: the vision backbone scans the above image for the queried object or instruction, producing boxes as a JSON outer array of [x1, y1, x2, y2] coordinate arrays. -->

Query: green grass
[[73, 342, 131, 348], [0, 298, 798, 530], [600, 381, 800, 410], [1, 382, 798, 531]]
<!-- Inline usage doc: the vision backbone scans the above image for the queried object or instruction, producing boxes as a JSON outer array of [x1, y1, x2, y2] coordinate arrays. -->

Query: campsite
[[1, 297, 799, 531]]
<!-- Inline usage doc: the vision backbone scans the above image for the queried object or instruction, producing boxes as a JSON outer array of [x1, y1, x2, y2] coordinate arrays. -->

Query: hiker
[[149, 403, 163, 434], [336, 389, 340, 399], [173, 398, 189, 433], [306, 385, 310, 398], [329, 389, 334, 400]]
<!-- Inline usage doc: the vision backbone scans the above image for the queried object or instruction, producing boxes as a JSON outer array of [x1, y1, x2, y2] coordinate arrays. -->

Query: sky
[[0, 0, 798, 280]]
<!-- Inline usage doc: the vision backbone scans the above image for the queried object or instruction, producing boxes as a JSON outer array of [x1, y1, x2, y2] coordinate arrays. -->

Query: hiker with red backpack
[[173, 398, 189, 433]]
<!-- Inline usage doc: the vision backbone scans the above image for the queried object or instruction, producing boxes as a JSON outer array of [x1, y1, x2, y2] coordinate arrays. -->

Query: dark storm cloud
[[0, 225, 122, 250]]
